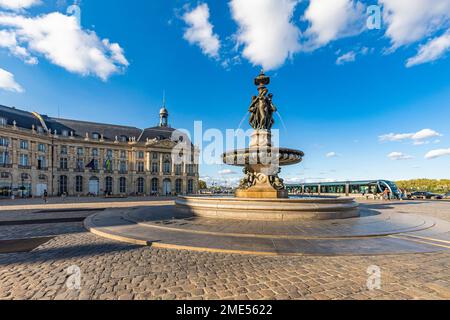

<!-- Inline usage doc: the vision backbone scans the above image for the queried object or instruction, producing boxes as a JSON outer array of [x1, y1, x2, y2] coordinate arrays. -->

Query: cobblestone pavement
[[0, 200, 449, 300]]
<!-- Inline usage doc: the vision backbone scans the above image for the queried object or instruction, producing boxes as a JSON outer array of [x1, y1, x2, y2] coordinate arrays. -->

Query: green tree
[[198, 180, 207, 190], [396, 179, 450, 194]]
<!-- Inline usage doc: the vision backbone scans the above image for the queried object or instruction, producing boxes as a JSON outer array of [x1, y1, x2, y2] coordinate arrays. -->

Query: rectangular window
[[164, 161, 171, 174], [60, 158, 68, 170], [120, 150, 126, 159], [0, 152, 9, 165], [0, 118, 7, 126], [0, 137, 9, 147], [20, 140, 29, 150], [76, 159, 84, 170], [119, 161, 127, 173], [137, 161, 144, 173], [19, 154, 29, 166], [138, 151, 145, 159], [152, 153, 158, 160], [38, 143, 46, 152], [37, 156, 46, 169], [107, 149, 113, 158], [77, 147, 84, 156], [61, 146, 68, 155], [152, 162, 159, 174], [92, 148, 99, 157]]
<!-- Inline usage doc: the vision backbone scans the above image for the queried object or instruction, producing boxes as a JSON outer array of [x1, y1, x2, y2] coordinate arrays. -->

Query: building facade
[[0, 105, 199, 198]]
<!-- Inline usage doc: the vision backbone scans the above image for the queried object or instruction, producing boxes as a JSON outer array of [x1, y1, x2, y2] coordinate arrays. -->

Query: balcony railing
[[18, 165, 31, 170], [0, 163, 12, 168]]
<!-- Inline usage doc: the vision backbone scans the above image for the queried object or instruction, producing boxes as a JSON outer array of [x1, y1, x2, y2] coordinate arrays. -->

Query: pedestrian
[[383, 188, 389, 201], [43, 190, 48, 204]]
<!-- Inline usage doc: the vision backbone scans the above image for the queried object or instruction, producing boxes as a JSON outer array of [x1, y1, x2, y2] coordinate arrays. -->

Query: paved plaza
[[0, 198, 449, 300]]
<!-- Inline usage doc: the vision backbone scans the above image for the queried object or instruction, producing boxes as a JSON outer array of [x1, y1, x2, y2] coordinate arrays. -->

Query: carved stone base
[[250, 130, 272, 148], [236, 188, 288, 199], [236, 182, 288, 199]]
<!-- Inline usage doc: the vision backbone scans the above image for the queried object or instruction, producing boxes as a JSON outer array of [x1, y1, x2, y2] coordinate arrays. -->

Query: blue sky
[[0, 0, 449, 185]]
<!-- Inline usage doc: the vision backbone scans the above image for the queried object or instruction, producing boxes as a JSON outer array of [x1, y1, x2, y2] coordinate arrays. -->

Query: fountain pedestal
[[235, 130, 288, 199]]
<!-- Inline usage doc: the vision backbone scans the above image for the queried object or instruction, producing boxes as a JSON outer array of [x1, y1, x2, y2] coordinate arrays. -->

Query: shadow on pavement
[[0, 241, 142, 266]]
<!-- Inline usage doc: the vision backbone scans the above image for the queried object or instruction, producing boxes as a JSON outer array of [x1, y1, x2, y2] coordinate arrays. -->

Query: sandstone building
[[0, 104, 199, 198]]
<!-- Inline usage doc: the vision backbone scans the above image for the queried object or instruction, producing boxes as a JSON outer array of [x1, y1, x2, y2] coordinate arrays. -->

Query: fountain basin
[[175, 196, 360, 221], [223, 147, 304, 167]]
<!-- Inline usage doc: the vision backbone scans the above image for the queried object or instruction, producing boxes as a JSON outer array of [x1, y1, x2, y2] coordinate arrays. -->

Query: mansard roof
[[0, 104, 180, 143], [0, 105, 42, 130]]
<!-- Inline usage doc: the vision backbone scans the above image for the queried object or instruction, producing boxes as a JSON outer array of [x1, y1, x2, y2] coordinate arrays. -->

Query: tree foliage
[[396, 179, 450, 194], [198, 180, 208, 190]]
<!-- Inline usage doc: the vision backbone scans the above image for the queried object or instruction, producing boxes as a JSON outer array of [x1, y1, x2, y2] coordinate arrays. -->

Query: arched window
[[89, 177, 100, 196], [137, 177, 145, 194], [59, 176, 68, 195], [151, 178, 159, 193], [119, 177, 127, 194], [188, 180, 194, 194], [176, 179, 183, 194], [105, 177, 113, 195]]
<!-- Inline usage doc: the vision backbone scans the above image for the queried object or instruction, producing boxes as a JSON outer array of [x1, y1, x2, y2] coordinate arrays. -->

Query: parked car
[[445, 192, 450, 199], [409, 192, 443, 200]]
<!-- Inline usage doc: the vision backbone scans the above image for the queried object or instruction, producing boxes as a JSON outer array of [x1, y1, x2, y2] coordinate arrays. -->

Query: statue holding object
[[249, 71, 277, 131]]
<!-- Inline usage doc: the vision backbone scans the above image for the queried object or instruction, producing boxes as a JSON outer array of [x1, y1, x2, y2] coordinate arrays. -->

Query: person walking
[[383, 188, 389, 201], [43, 190, 48, 204]]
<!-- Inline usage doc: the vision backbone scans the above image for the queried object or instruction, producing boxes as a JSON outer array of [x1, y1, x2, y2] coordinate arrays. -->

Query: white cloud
[[406, 30, 450, 67], [388, 152, 413, 160], [0, 67, 23, 92], [0, 12, 129, 81], [379, 129, 442, 143], [229, 0, 301, 70], [425, 148, 450, 159], [0, 0, 40, 11], [182, 3, 220, 59], [380, 0, 450, 48], [336, 47, 371, 65], [0, 29, 37, 64], [336, 51, 356, 65], [326, 152, 339, 158], [218, 169, 237, 175], [303, 0, 365, 50]]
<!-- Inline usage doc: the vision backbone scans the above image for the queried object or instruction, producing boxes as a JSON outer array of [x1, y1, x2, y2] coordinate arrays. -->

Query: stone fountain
[[175, 71, 359, 220], [224, 71, 304, 199]]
